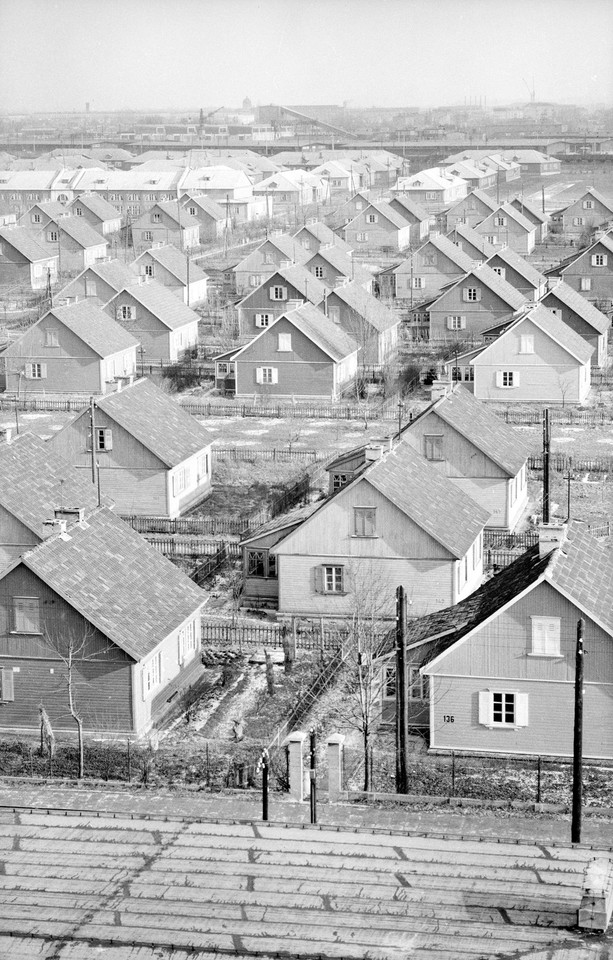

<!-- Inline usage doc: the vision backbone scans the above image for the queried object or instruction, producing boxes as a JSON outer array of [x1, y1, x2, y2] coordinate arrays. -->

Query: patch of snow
[[20, 413, 50, 420], [595, 439, 613, 444], [242, 429, 269, 435], [553, 438, 574, 443]]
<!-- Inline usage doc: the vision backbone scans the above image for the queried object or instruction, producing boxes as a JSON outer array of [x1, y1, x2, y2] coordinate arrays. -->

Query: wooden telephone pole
[[542, 408, 551, 524], [395, 586, 409, 793], [571, 618, 584, 844]]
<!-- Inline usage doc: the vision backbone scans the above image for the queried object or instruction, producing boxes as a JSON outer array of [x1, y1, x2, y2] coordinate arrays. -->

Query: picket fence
[[212, 447, 319, 464], [146, 536, 242, 558], [200, 620, 346, 652], [181, 399, 399, 421], [528, 453, 613, 474], [499, 408, 613, 426]]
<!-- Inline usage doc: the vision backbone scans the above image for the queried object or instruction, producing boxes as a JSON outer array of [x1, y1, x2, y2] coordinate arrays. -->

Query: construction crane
[[198, 106, 224, 136], [522, 78, 536, 104]]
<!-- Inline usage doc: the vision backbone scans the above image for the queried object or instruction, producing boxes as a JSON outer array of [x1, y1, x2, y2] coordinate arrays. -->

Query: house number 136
[[443, 715, 454, 723]]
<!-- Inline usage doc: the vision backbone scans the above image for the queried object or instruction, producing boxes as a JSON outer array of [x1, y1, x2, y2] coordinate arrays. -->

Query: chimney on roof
[[430, 379, 453, 401], [334, 276, 349, 288], [54, 507, 85, 527], [279, 259, 293, 269], [365, 444, 384, 462], [538, 521, 567, 558], [286, 299, 304, 311], [42, 518, 70, 539]]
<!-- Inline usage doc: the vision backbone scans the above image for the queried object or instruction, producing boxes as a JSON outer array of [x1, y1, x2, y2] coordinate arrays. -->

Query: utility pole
[[89, 396, 97, 485], [542, 186, 546, 215], [571, 618, 584, 844], [542, 408, 551, 524], [395, 585, 409, 794], [565, 456, 572, 521]]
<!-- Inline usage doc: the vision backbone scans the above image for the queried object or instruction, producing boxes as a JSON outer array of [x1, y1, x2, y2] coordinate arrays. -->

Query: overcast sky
[[1, 0, 612, 114]]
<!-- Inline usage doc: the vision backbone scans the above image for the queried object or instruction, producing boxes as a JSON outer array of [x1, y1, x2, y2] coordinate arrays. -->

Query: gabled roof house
[[104, 279, 200, 362], [540, 279, 610, 367], [237, 263, 327, 333], [131, 244, 208, 306]]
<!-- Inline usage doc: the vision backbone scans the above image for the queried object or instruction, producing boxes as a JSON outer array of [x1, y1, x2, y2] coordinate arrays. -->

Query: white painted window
[[0, 668, 14, 703], [269, 286, 287, 301], [491, 266, 506, 279], [323, 565, 344, 593], [152, 212, 162, 222], [580, 277, 591, 291], [44, 328, 59, 347], [172, 465, 191, 496], [256, 367, 278, 385], [494, 216, 507, 226], [143, 231, 153, 241], [178, 620, 198, 664], [496, 370, 518, 388], [353, 507, 376, 537], [96, 428, 113, 452], [408, 666, 428, 701], [484, 235, 498, 244], [74, 206, 82, 216], [255, 313, 272, 327], [366, 213, 378, 223], [519, 335, 534, 354], [332, 473, 348, 490], [583, 200, 594, 209], [479, 690, 528, 727], [32, 213, 41, 223], [250, 274, 263, 287], [12, 597, 41, 634], [25, 362, 47, 379], [48, 230, 58, 242], [446, 315, 466, 330], [356, 232, 368, 242], [188, 206, 196, 216], [142, 651, 162, 699], [313, 265, 324, 278], [425, 192, 437, 200], [412, 277, 425, 289], [117, 305, 136, 321], [277, 333, 292, 352], [143, 264, 154, 277], [531, 617, 561, 656], [196, 453, 209, 480], [328, 305, 340, 323], [573, 217, 585, 226], [591, 254, 607, 266], [463, 287, 481, 302]]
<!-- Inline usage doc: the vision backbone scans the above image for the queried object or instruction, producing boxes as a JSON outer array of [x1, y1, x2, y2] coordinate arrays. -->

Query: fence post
[[537, 755, 542, 804], [259, 749, 269, 821], [127, 739, 131, 783], [327, 733, 345, 802], [286, 731, 307, 801], [309, 728, 317, 824], [451, 751, 455, 797]]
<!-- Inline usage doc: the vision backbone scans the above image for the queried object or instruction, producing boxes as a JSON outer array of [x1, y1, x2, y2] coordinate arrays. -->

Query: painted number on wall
[[443, 715, 454, 723]]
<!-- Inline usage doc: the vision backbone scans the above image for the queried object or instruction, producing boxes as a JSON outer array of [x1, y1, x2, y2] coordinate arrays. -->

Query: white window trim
[[479, 690, 529, 728], [529, 616, 562, 657]]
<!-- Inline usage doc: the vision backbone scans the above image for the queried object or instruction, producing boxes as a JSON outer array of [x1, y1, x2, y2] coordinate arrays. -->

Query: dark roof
[[485, 247, 546, 288], [386, 195, 430, 223], [541, 281, 610, 335], [134, 244, 208, 285], [0, 434, 101, 541], [45, 301, 138, 356], [406, 384, 529, 476], [365, 442, 489, 558], [283, 303, 358, 359], [53, 217, 107, 248], [0, 226, 57, 262], [21, 507, 205, 661], [70, 194, 122, 221], [107, 279, 200, 330], [326, 280, 400, 332], [94, 378, 211, 467], [379, 521, 613, 663]]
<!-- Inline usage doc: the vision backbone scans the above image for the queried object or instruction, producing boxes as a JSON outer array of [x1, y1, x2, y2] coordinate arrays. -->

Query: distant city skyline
[[1, 0, 612, 114]]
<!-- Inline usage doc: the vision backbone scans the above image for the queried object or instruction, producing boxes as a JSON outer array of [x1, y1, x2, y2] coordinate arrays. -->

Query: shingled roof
[[485, 246, 546, 289], [132, 244, 208, 286], [107, 279, 200, 331], [93, 378, 211, 468], [378, 520, 613, 663], [446, 223, 498, 258], [326, 280, 400, 332], [40, 301, 138, 357], [365, 442, 489, 559], [0, 433, 101, 541], [405, 384, 530, 477], [0, 225, 57, 262], [541, 280, 610, 335], [19, 507, 206, 661]]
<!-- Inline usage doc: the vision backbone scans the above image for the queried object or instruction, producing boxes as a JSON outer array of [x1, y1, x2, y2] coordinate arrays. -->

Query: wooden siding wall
[[429, 675, 613, 759], [0, 566, 134, 733], [429, 280, 519, 340], [238, 280, 310, 332], [474, 216, 536, 255], [559, 247, 613, 302], [0, 506, 40, 572], [132, 614, 202, 735], [49, 412, 169, 516], [404, 412, 508, 480], [541, 296, 607, 367], [472, 320, 587, 403], [169, 447, 213, 518], [106, 292, 173, 362], [395, 251, 466, 300], [4, 316, 102, 395], [276, 554, 454, 619], [343, 213, 411, 251]]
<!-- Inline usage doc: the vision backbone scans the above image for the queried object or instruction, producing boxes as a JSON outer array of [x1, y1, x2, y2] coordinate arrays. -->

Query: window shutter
[[515, 694, 529, 727], [115, 307, 122, 321], [281, 287, 288, 300], [142, 668, 147, 702], [478, 691, 492, 726], [24, 365, 32, 380], [40, 364, 47, 379], [462, 288, 469, 302], [604, 256, 609, 266], [495, 371, 504, 388], [268, 287, 275, 300], [460, 316, 466, 329], [271, 368, 278, 384], [313, 566, 323, 593], [256, 368, 264, 384], [103, 428, 113, 451], [0, 668, 14, 703], [172, 474, 178, 497], [476, 288, 482, 301], [591, 255, 597, 266], [513, 370, 520, 386], [446, 317, 455, 330]]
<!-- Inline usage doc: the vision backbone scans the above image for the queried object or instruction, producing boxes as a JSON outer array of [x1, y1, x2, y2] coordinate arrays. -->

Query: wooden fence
[[483, 530, 538, 550], [212, 447, 320, 464], [499, 408, 613, 426], [146, 536, 242, 558], [528, 453, 613, 474], [200, 620, 346, 652], [181, 399, 399, 421]]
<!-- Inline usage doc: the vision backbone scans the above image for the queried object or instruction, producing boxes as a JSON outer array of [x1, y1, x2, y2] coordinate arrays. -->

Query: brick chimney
[[538, 521, 567, 558]]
